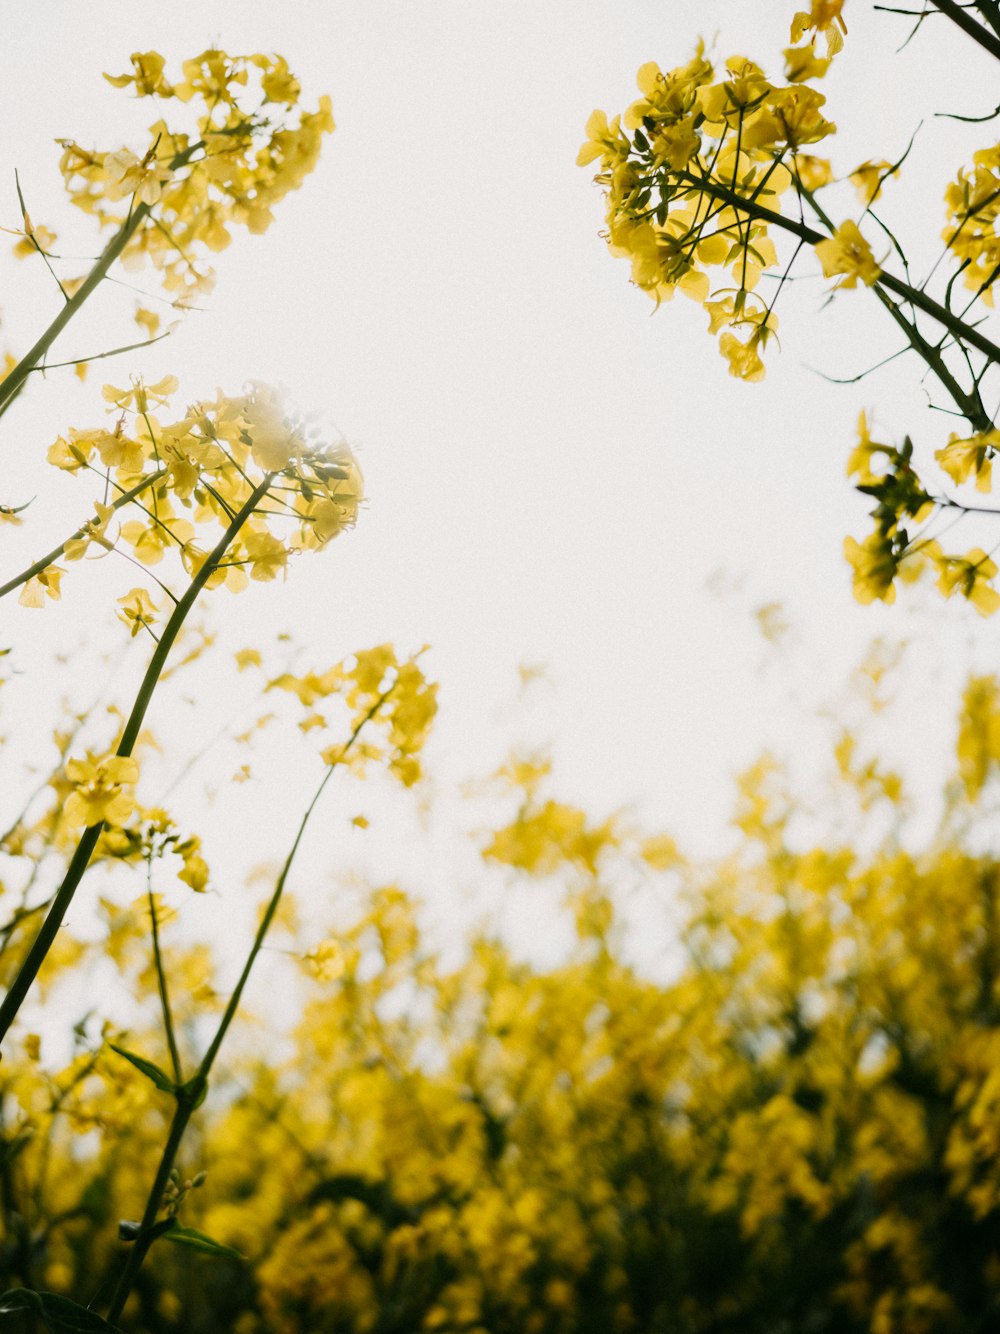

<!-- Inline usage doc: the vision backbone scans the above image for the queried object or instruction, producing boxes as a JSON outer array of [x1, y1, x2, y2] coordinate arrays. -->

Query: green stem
[[104, 1095, 196, 1325], [929, 0, 1000, 59], [0, 476, 272, 1046], [148, 871, 182, 1086], [0, 469, 166, 600], [104, 689, 392, 1322], [0, 143, 200, 416], [198, 692, 387, 1075], [678, 171, 1000, 370], [873, 287, 993, 432]]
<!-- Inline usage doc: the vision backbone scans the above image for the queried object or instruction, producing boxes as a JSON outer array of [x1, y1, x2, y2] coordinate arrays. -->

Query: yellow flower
[[937, 548, 1000, 616], [103, 147, 172, 205], [576, 110, 628, 169], [783, 45, 831, 82], [116, 586, 159, 637], [240, 385, 304, 472], [102, 375, 178, 414], [104, 51, 174, 97], [64, 503, 116, 562], [844, 533, 897, 605], [815, 221, 882, 288], [19, 565, 65, 607], [790, 0, 847, 55], [12, 222, 57, 259], [935, 430, 998, 493], [718, 310, 778, 383], [846, 411, 893, 485], [134, 306, 160, 338], [241, 528, 288, 581], [850, 159, 899, 207], [793, 155, 833, 192], [64, 752, 140, 828]]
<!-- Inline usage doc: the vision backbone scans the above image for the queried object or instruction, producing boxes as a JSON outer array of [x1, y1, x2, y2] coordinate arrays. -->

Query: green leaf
[[162, 1224, 244, 1260], [0, 1289, 121, 1332], [107, 1043, 176, 1094]]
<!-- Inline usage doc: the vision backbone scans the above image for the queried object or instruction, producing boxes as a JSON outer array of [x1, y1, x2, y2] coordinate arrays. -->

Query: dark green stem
[[929, 0, 1000, 58], [0, 476, 272, 1046], [678, 171, 1000, 370], [104, 1094, 197, 1325], [0, 143, 200, 416]]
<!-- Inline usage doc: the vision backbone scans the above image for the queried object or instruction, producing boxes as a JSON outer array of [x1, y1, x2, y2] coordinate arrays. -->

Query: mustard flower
[[64, 753, 140, 828], [815, 221, 882, 288]]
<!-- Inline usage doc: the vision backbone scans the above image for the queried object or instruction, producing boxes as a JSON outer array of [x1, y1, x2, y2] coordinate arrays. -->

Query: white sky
[[2, 3, 999, 986]]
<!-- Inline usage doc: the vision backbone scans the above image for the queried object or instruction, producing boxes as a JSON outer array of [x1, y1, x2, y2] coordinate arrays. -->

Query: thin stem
[[0, 475, 272, 1045], [199, 692, 388, 1075], [0, 143, 200, 416], [147, 866, 182, 1085], [0, 469, 166, 601], [676, 171, 1000, 366], [105, 688, 393, 1322], [104, 1097, 196, 1324]]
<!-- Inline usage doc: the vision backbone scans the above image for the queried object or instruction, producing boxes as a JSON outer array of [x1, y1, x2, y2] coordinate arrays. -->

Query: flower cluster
[[267, 644, 439, 788], [578, 6, 849, 381], [844, 413, 1000, 616], [51, 49, 333, 299], [8, 663, 1000, 1330], [21, 379, 362, 612], [944, 143, 1000, 308]]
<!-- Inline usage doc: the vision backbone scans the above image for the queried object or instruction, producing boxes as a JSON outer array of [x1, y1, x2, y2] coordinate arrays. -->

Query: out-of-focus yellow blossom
[[936, 429, 999, 493], [133, 306, 160, 338], [944, 144, 1000, 306], [104, 50, 175, 97], [936, 549, 1000, 616], [844, 532, 898, 605], [102, 147, 172, 205], [12, 222, 57, 259], [850, 158, 899, 207], [63, 752, 139, 828], [102, 375, 178, 414], [815, 220, 882, 288], [790, 0, 848, 55], [783, 44, 831, 82], [18, 564, 65, 607], [793, 153, 834, 191]]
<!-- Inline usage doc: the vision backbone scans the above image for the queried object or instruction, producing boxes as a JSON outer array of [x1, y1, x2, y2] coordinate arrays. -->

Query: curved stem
[[0, 475, 272, 1046]]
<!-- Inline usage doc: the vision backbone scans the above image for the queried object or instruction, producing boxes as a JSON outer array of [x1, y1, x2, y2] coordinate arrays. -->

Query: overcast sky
[[2, 3, 998, 980]]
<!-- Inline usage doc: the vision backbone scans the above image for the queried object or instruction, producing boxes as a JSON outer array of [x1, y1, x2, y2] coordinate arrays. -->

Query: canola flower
[[580, 1, 1000, 620]]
